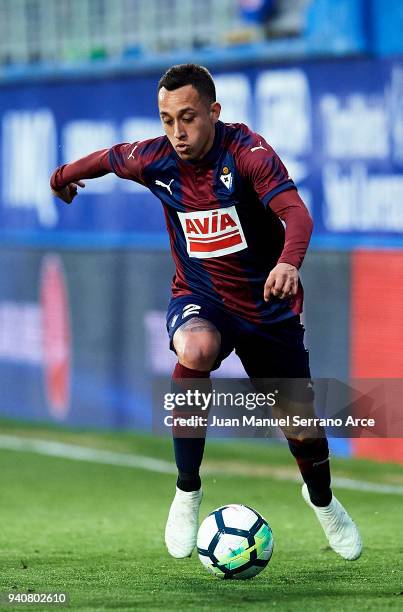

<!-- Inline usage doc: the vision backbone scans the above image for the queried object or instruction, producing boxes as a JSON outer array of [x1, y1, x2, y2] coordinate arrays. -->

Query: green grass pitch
[[0, 419, 402, 611]]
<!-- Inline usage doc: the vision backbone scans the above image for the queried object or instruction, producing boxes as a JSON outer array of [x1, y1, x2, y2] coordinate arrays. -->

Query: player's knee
[[175, 330, 221, 371]]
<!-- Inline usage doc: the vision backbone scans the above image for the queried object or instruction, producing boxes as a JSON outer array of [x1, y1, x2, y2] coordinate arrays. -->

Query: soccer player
[[50, 64, 362, 562]]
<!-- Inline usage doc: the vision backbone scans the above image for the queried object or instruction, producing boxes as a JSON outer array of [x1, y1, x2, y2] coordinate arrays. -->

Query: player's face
[[158, 85, 221, 161]]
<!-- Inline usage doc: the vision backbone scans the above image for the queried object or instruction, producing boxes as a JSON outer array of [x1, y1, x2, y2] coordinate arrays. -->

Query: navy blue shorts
[[166, 295, 311, 382]]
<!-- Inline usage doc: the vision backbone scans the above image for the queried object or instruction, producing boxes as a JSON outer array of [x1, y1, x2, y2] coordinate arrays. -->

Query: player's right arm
[[51, 179, 86, 204], [50, 143, 143, 203]]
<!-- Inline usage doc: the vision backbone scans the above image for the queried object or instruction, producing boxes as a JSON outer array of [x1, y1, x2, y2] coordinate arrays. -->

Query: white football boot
[[165, 487, 203, 558], [302, 483, 362, 560]]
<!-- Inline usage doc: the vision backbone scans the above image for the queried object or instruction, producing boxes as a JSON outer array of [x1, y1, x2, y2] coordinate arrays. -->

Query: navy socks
[[172, 363, 211, 492], [287, 437, 332, 506]]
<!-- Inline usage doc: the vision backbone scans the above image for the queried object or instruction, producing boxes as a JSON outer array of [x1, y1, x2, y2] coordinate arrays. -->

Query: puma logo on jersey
[[128, 145, 138, 159], [250, 141, 267, 153], [177, 205, 247, 259], [155, 178, 174, 195]]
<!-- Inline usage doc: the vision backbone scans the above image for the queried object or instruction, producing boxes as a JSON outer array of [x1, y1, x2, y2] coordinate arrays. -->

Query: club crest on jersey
[[220, 166, 233, 190], [177, 205, 247, 259]]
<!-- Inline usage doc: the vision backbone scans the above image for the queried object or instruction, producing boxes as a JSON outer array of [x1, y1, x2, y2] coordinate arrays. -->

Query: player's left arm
[[237, 134, 313, 300], [264, 189, 313, 301]]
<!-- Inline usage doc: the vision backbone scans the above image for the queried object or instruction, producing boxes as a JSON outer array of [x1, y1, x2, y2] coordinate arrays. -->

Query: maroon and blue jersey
[[51, 121, 313, 324]]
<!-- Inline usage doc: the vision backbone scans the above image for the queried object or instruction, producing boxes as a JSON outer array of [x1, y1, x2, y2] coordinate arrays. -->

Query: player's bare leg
[[165, 318, 220, 558]]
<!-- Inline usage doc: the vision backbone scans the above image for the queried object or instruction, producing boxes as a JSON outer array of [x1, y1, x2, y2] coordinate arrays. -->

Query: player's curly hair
[[158, 64, 216, 105]]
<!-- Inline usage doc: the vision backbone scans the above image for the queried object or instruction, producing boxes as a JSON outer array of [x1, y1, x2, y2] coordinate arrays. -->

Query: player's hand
[[51, 180, 85, 204], [264, 263, 299, 301]]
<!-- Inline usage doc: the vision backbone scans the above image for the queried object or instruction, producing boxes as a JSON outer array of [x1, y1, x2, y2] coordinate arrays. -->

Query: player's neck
[[193, 125, 217, 162]]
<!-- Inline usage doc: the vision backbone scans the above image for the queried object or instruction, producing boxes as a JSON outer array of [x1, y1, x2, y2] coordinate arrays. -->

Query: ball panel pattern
[[197, 504, 274, 580]]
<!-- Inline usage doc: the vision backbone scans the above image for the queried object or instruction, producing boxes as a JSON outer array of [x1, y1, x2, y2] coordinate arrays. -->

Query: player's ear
[[210, 102, 221, 122]]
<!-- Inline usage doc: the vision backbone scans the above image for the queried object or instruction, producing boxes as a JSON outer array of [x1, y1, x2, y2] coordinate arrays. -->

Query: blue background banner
[[0, 245, 352, 461], [1, 57, 403, 248]]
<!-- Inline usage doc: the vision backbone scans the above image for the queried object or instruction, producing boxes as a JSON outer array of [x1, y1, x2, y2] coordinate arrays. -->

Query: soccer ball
[[197, 504, 273, 579]]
